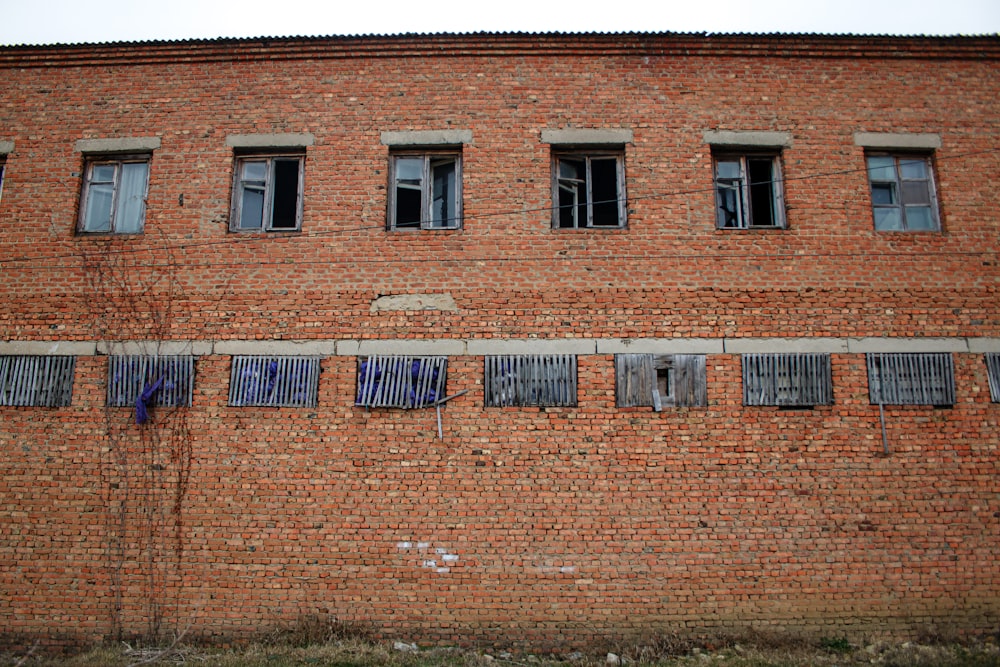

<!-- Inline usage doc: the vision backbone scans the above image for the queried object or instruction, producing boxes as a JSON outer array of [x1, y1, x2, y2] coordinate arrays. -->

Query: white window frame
[[552, 151, 626, 229], [230, 154, 305, 232], [388, 151, 462, 230], [713, 153, 786, 229], [78, 154, 151, 234], [865, 153, 941, 232]]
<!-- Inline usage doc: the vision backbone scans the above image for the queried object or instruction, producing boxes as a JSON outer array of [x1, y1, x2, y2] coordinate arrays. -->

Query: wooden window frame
[[985, 354, 1000, 403], [388, 151, 463, 231], [615, 354, 707, 409], [356, 355, 449, 408], [0, 355, 75, 407], [485, 355, 577, 407], [865, 153, 941, 232], [230, 153, 305, 232], [107, 355, 194, 408], [866, 353, 955, 406], [713, 152, 786, 229], [77, 153, 151, 234], [228, 356, 320, 407], [742, 353, 832, 407], [552, 150, 626, 229]]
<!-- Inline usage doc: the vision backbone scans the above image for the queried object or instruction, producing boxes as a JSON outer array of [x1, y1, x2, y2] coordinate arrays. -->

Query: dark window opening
[[714, 154, 784, 229], [231, 155, 304, 232], [389, 153, 461, 230], [554, 152, 625, 229]]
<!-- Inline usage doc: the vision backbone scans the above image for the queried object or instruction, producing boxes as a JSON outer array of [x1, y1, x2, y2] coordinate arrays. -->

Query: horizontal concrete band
[[3, 337, 999, 356], [380, 130, 473, 146], [75, 137, 161, 153], [0, 140, 13, 154], [226, 133, 315, 148]]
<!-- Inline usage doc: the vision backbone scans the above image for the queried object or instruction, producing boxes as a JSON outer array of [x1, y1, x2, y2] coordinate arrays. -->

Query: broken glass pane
[[557, 158, 586, 228], [871, 182, 897, 205], [716, 182, 742, 228]]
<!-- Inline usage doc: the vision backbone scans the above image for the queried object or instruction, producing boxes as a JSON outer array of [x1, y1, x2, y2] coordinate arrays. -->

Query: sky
[[0, 0, 998, 46]]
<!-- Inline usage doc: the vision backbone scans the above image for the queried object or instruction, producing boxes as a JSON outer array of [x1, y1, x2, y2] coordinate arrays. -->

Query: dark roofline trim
[[2, 32, 998, 68]]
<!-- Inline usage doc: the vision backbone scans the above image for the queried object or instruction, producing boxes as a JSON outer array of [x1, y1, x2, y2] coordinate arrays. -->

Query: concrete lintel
[[965, 338, 1000, 353], [212, 340, 335, 356], [853, 132, 941, 150], [355, 340, 466, 356], [225, 133, 315, 149], [370, 293, 458, 312], [597, 338, 724, 354], [724, 338, 849, 354], [0, 140, 13, 154], [76, 137, 161, 153], [0, 341, 96, 356], [96, 341, 213, 356], [703, 130, 792, 148], [846, 337, 968, 353], [380, 130, 473, 146], [541, 128, 633, 145], [466, 339, 597, 356]]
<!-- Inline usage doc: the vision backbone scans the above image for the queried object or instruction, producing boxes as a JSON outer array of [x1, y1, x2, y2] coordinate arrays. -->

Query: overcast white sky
[[1, 0, 998, 46]]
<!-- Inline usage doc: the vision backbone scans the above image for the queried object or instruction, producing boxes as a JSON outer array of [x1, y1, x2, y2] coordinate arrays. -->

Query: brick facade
[[0, 32, 998, 649]]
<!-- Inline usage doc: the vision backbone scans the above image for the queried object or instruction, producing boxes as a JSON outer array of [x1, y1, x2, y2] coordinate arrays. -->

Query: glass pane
[[270, 159, 300, 229], [873, 207, 902, 231], [715, 160, 741, 180], [716, 183, 743, 228], [590, 158, 620, 227], [83, 183, 113, 231], [430, 159, 457, 228], [114, 161, 148, 233], [905, 206, 936, 230], [866, 156, 896, 182], [239, 186, 264, 229], [899, 158, 927, 180], [242, 160, 267, 182], [91, 164, 117, 183], [394, 157, 423, 184], [871, 182, 897, 205], [559, 159, 583, 182], [901, 181, 930, 205]]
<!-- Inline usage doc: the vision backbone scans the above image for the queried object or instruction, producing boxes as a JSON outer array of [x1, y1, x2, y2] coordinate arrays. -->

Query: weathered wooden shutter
[[866, 353, 954, 405], [615, 354, 655, 407], [615, 354, 706, 408], [0, 355, 76, 407], [229, 356, 321, 407], [485, 355, 576, 407], [107, 355, 194, 407], [356, 356, 448, 409], [987, 354, 1000, 403], [672, 354, 707, 407], [742, 353, 832, 407]]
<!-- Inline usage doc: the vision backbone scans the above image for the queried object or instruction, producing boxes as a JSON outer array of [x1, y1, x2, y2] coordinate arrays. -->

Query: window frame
[[865, 153, 941, 232], [866, 353, 955, 406], [230, 153, 305, 232], [0, 355, 76, 407], [615, 354, 707, 409], [484, 354, 577, 407], [387, 150, 463, 231], [107, 355, 194, 408], [77, 153, 151, 234], [742, 353, 833, 407], [228, 355, 321, 407], [551, 150, 627, 229], [356, 355, 448, 408], [713, 152, 786, 230], [0, 155, 6, 203]]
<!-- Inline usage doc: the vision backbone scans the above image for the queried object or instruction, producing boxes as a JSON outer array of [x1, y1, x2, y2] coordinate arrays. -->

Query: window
[[714, 154, 785, 229], [485, 355, 576, 407], [231, 155, 304, 231], [0, 155, 6, 203], [553, 152, 626, 228], [985, 354, 1000, 403], [107, 356, 194, 408], [388, 152, 461, 230], [742, 354, 832, 407], [78, 155, 150, 233], [616, 354, 706, 409], [356, 355, 448, 408], [866, 154, 940, 231], [866, 353, 954, 406], [228, 356, 320, 407], [0, 356, 75, 407]]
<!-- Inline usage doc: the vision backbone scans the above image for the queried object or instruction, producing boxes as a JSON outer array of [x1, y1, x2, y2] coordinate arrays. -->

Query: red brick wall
[[0, 34, 998, 648]]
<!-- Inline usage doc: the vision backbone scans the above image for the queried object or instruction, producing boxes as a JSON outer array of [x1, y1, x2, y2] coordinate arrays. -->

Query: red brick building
[[0, 32, 998, 649]]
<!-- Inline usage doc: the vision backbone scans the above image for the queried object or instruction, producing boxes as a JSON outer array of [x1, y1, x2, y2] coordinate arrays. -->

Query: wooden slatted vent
[[229, 356, 321, 407], [0, 355, 76, 407], [742, 353, 833, 407], [987, 353, 1000, 403], [485, 354, 577, 407], [356, 355, 448, 409], [866, 352, 955, 406], [615, 354, 707, 409], [107, 355, 194, 407]]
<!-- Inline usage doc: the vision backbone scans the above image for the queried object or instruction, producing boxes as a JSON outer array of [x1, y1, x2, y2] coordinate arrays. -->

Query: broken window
[[485, 354, 577, 407], [78, 155, 150, 234], [389, 152, 462, 230], [985, 354, 1000, 403], [0, 156, 6, 203], [553, 152, 626, 228], [742, 353, 832, 407], [231, 155, 304, 231], [616, 354, 707, 409], [0, 355, 75, 407], [866, 154, 940, 231], [866, 353, 954, 406], [228, 356, 320, 407], [107, 355, 194, 408], [356, 355, 448, 408], [714, 154, 785, 229]]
